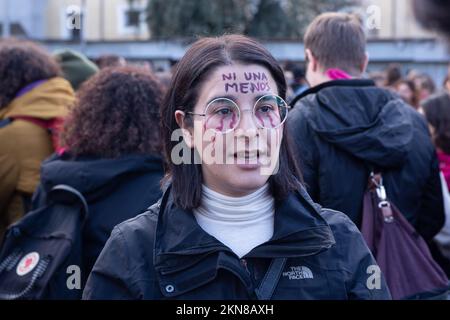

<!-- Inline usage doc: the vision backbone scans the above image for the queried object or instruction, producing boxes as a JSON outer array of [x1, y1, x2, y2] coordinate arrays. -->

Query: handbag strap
[[254, 258, 287, 300], [367, 171, 394, 223]]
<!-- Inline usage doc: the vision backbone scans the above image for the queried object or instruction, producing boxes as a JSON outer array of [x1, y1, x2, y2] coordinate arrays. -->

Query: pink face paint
[[222, 73, 236, 81], [230, 111, 238, 130], [259, 82, 271, 91], [239, 83, 249, 94], [268, 113, 277, 128], [222, 72, 271, 94], [211, 134, 216, 159], [250, 82, 260, 93], [217, 117, 224, 132], [255, 112, 264, 127], [225, 83, 238, 93]]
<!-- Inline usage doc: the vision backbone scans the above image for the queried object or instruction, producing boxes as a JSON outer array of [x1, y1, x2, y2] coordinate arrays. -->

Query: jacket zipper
[[240, 258, 250, 275]]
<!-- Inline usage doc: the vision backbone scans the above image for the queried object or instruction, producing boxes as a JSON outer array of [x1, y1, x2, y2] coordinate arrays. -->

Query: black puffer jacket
[[288, 79, 445, 241], [83, 185, 391, 300]]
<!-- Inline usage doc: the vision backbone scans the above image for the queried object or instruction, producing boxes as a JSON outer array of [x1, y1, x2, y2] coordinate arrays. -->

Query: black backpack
[[0, 184, 88, 300]]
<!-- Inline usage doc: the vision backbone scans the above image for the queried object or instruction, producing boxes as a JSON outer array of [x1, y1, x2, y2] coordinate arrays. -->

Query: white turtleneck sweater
[[193, 184, 275, 258]]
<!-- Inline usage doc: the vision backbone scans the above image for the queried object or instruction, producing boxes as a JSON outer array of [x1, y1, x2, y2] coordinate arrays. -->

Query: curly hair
[[61, 66, 163, 158], [0, 38, 62, 109]]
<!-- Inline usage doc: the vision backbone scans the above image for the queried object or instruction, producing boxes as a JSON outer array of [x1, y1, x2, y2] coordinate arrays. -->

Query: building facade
[[362, 0, 434, 39], [1, 0, 149, 40], [1, 0, 439, 41]]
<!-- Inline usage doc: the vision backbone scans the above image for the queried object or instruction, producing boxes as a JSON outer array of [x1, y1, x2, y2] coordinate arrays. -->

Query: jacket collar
[[154, 185, 335, 273], [290, 79, 375, 107], [1, 77, 73, 120]]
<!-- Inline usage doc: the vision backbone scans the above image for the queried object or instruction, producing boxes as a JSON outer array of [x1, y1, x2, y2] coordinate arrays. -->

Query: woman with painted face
[[83, 35, 391, 300]]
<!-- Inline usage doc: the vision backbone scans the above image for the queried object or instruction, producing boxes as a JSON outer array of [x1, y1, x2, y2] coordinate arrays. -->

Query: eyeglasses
[[186, 94, 290, 134]]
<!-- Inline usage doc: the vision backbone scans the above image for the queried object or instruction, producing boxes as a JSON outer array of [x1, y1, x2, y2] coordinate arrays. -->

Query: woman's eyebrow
[[205, 94, 272, 106], [205, 95, 237, 105], [253, 94, 265, 102]]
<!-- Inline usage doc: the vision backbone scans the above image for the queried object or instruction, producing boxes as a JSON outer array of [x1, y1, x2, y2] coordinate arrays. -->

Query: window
[[117, 3, 146, 36], [125, 8, 141, 27], [0, 22, 27, 37]]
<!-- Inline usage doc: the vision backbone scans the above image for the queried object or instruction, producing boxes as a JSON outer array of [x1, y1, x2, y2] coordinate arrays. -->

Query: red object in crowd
[[438, 151, 450, 190], [10, 116, 65, 154]]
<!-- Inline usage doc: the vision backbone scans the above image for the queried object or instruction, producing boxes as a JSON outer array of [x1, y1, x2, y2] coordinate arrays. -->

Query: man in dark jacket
[[287, 13, 445, 243], [32, 153, 164, 293], [82, 185, 391, 300]]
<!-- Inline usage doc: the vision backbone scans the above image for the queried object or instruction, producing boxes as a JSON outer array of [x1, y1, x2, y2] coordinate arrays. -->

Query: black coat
[[82, 185, 391, 300], [32, 153, 164, 289], [288, 79, 445, 241]]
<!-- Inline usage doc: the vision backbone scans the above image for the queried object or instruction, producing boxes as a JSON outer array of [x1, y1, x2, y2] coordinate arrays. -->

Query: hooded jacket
[[82, 185, 391, 300], [0, 77, 74, 242], [31, 152, 165, 287], [288, 79, 444, 241]]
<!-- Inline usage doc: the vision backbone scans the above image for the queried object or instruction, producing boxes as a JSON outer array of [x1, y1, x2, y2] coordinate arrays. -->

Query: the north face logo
[[282, 266, 314, 280]]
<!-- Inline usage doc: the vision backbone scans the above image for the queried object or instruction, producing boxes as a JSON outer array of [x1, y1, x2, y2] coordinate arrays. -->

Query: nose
[[235, 109, 258, 139]]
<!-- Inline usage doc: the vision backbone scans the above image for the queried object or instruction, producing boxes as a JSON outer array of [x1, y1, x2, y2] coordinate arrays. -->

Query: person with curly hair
[[30, 66, 165, 298], [0, 39, 75, 242]]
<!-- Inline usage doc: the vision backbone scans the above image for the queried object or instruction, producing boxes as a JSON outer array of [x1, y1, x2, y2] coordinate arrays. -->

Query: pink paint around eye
[[229, 111, 238, 130], [268, 113, 277, 128], [217, 117, 224, 132], [255, 111, 264, 127]]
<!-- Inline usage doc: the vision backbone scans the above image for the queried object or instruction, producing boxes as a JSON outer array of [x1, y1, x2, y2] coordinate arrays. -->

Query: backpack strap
[[254, 258, 287, 300], [48, 184, 89, 221]]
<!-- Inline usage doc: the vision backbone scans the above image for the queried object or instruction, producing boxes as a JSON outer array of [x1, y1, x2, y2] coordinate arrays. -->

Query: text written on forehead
[[222, 72, 271, 94]]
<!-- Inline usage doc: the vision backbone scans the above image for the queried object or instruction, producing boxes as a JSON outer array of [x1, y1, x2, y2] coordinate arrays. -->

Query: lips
[[234, 150, 259, 160], [233, 150, 261, 159], [232, 150, 267, 168]]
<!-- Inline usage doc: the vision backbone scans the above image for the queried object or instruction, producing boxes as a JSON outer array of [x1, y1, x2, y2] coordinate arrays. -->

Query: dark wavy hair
[[161, 34, 302, 210], [61, 66, 163, 158], [423, 94, 450, 155], [0, 38, 61, 109]]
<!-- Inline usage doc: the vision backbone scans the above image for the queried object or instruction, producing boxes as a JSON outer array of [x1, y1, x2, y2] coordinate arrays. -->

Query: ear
[[174, 110, 194, 148], [305, 49, 318, 72], [361, 52, 369, 74]]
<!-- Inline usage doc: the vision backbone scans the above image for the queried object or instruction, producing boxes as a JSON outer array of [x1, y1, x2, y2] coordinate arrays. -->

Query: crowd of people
[[1, 6, 450, 300]]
